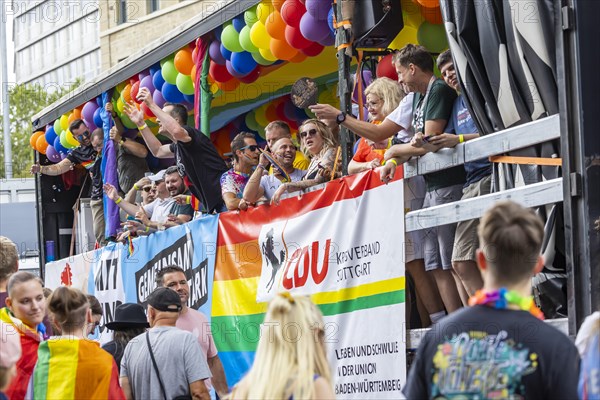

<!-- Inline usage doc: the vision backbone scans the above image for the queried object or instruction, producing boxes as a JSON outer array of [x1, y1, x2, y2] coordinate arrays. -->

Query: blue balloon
[[93, 107, 103, 128], [231, 51, 257, 76], [183, 93, 195, 103], [149, 62, 161, 76], [161, 83, 184, 103], [95, 97, 102, 106], [232, 14, 245, 32], [328, 7, 335, 35], [152, 70, 166, 91], [53, 136, 68, 154], [213, 25, 223, 40], [45, 126, 57, 146], [220, 44, 232, 61]]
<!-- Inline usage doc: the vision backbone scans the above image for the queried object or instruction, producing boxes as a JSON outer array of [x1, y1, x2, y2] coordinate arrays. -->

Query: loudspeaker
[[352, 0, 404, 49]]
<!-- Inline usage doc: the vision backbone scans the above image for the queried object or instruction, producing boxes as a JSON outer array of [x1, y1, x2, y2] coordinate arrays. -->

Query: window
[[118, 0, 127, 24], [147, 0, 159, 13]]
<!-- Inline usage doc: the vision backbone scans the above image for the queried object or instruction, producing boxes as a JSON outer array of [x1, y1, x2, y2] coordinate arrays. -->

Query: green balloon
[[176, 73, 195, 95], [245, 111, 260, 131], [161, 60, 179, 85], [239, 26, 259, 53], [160, 55, 174, 67], [244, 5, 258, 26], [252, 51, 274, 66], [417, 22, 448, 54], [221, 24, 244, 53], [59, 131, 70, 148], [54, 118, 63, 135], [120, 114, 138, 130]]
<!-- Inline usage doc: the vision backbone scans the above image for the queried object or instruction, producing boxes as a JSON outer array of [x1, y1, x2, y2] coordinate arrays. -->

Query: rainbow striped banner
[[212, 170, 407, 398]]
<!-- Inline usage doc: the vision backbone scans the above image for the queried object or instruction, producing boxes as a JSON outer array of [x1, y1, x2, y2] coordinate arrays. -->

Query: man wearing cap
[[120, 287, 211, 400], [156, 266, 228, 398]]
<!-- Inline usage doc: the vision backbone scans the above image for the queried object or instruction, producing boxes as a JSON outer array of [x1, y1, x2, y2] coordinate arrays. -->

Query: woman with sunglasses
[[348, 77, 403, 174], [271, 119, 338, 205]]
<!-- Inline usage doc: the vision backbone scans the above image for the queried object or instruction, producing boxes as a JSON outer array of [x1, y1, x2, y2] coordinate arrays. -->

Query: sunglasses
[[142, 185, 153, 192], [300, 128, 318, 139], [240, 144, 259, 152], [75, 130, 91, 141]]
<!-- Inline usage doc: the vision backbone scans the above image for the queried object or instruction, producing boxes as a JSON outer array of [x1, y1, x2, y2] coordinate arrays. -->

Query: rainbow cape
[[31, 338, 124, 399]]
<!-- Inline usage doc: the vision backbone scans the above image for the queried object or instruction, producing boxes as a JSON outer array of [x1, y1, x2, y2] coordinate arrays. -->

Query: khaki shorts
[[451, 175, 492, 262]]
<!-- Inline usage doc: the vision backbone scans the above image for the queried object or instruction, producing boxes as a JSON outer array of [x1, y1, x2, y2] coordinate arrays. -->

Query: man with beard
[[243, 137, 304, 203], [155, 266, 229, 398], [221, 132, 260, 211], [124, 89, 228, 213]]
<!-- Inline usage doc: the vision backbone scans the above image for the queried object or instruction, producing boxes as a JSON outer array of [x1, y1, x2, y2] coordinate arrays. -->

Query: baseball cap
[[148, 169, 167, 182], [0, 321, 22, 368], [147, 287, 182, 312]]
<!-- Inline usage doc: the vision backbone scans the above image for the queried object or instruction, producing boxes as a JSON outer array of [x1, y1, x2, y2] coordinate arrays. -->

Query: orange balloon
[[265, 11, 286, 40], [30, 131, 44, 148], [271, 0, 285, 12], [216, 78, 241, 92], [270, 38, 298, 61], [211, 128, 232, 156], [121, 84, 132, 103], [67, 109, 82, 124], [417, 0, 439, 8], [174, 49, 194, 75], [36, 134, 49, 154], [421, 5, 443, 24], [191, 65, 197, 82], [289, 51, 308, 63]]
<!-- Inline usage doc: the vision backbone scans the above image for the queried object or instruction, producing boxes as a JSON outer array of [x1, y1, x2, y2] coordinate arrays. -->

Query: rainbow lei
[[468, 288, 544, 320]]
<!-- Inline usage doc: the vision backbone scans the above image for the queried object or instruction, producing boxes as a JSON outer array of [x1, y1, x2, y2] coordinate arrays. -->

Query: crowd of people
[[15, 41, 598, 398]]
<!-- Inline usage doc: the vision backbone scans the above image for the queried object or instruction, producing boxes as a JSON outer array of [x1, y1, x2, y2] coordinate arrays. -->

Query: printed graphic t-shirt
[[67, 145, 103, 199], [404, 305, 580, 399]]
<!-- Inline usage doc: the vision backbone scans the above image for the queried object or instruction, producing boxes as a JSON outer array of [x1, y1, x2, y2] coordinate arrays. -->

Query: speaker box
[[352, 0, 404, 49]]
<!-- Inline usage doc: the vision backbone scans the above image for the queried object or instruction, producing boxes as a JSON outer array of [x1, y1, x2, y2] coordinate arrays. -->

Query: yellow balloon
[[60, 114, 70, 131], [65, 129, 79, 147], [259, 46, 277, 62], [389, 26, 418, 50], [256, 2, 274, 24], [250, 21, 271, 50], [254, 104, 270, 127], [116, 98, 125, 114]]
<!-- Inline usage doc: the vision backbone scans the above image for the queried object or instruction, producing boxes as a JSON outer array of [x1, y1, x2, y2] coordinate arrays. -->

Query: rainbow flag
[[31, 338, 124, 399], [212, 170, 407, 391]]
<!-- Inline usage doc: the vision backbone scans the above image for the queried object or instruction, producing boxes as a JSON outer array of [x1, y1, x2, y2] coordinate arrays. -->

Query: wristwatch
[[336, 112, 346, 125], [119, 137, 126, 145]]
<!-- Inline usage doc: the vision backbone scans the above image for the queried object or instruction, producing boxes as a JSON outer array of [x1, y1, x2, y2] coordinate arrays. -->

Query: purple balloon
[[153, 90, 166, 108], [60, 152, 69, 160], [138, 69, 150, 81], [305, 0, 331, 21], [300, 13, 331, 42], [84, 118, 98, 132], [93, 107, 103, 128], [152, 70, 165, 92], [140, 75, 155, 93], [226, 60, 248, 79], [181, 101, 194, 111], [82, 101, 98, 122], [183, 93, 195, 103], [318, 33, 335, 46], [209, 41, 226, 65], [46, 145, 61, 163]]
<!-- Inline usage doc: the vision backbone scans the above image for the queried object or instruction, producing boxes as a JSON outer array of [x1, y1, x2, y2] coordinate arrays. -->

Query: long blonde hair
[[298, 119, 338, 158], [364, 77, 404, 120], [231, 295, 333, 399]]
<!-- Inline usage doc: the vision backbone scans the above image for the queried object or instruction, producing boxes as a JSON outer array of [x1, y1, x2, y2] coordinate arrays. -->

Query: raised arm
[[103, 182, 145, 217], [243, 155, 268, 203], [136, 88, 190, 143], [123, 98, 173, 158]]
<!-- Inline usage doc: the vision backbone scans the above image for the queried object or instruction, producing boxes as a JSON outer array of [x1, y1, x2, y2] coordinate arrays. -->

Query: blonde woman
[[229, 294, 334, 399], [271, 119, 338, 204], [349, 77, 404, 174]]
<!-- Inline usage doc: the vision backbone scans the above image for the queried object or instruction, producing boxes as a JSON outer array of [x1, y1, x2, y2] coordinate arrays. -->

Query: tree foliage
[[0, 79, 81, 178]]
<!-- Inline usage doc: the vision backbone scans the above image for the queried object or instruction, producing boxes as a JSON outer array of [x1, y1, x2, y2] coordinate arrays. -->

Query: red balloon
[[285, 25, 312, 50], [301, 42, 324, 57], [141, 102, 155, 118], [376, 53, 398, 81], [289, 51, 308, 63], [130, 81, 141, 103], [281, 0, 306, 28], [209, 60, 234, 83], [239, 67, 261, 84], [275, 101, 287, 120]]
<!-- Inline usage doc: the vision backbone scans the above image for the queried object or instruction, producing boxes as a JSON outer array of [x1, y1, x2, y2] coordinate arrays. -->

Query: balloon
[[270, 38, 298, 60], [130, 81, 141, 103], [140, 75, 155, 93], [138, 69, 150, 82], [46, 146, 61, 162], [250, 21, 271, 50], [30, 131, 45, 148], [302, 42, 324, 57], [289, 51, 308, 63], [84, 118, 97, 132], [231, 51, 258, 75], [265, 11, 286, 40], [149, 62, 161, 75], [327, 7, 335, 34], [141, 102, 155, 118], [259, 47, 278, 62], [245, 111, 260, 131], [153, 70, 166, 91], [281, 0, 306, 27], [161, 59, 179, 85], [209, 40, 226, 65], [239, 67, 261, 84], [256, 2, 274, 24], [174, 49, 194, 75], [376, 53, 398, 80], [305, 0, 331, 20], [59, 131, 69, 149], [45, 126, 57, 145], [417, 21, 448, 53], [300, 12, 330, 42], [82, 101, 98, 122], [252, 51, 275, 66], [239, 26, 259, 53], [160, 55, 174, 67], [221, 24, 244, 53], [176, 73, 195, 95], [53, 119, 63, 135], [191, 65, 197, 82], [220, 43, 232, 61], [318, 32, 335, 46], [53, 136, 68, 154], [421, 5, 443, 24], [265, 103, 279, 121], [121, 83, 132, 103], [67, 109, 82, 124], [417, 0, 439, 8], [60, 114, 69, 131], [244, 5, 259, 26], [36, 134, 49, 154], [209, 60, 234, 83], [93, 108, 103, 128], [183, 93, 195, 103], [120, 113, 138, 130], [401, 0, 424, 28], [162, 83, 185, 103], [272, 0, 285, 11], [216, 78, 241, 92], [232, 14, 246, 32], [285, 25, 311, 50], [153, 90, 166, 108], [389, 26, 418, 50], [226, 60, 248, 79], [65, 129, 80, 148]]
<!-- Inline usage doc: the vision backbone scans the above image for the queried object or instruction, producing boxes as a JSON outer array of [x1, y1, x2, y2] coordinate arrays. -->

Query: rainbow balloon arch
[[31, 0, 448, 161]]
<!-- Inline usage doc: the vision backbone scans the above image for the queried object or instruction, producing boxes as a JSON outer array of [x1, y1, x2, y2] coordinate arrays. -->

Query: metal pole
[[0, 4, 12, 179]]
